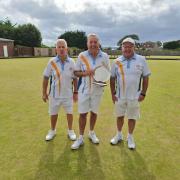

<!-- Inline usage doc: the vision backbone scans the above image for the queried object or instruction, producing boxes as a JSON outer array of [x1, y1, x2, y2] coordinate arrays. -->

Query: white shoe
[[110, 133, 123, 145], [127, 135, 136, 149], [45, 129, 56, 141], [88, 131, 99, 144], [68, 130, 76, 141], [71, 138, 84, 150]]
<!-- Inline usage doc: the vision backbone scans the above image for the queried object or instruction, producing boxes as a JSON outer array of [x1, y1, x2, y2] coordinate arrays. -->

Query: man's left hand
[[138, 94, 145, 102]]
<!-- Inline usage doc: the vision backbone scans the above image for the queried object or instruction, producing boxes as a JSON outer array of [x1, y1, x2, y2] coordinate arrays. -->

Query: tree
[[163, 40, 180, 49], [0, 18, 42, 47], [117, 34, 139, 46], [58, 30, 87, 49], [156, 41, 163, 48], [14, 24, 42, 47], [0, 18, 16, 40], [41, 44, 49, 48]]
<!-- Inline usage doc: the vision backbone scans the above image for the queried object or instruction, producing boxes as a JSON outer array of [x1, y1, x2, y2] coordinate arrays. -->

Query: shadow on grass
[[80, 142, 105, 180], [119, 141, 156, 180], [34, 140, 104, 180], [34, 141, 55, 180]]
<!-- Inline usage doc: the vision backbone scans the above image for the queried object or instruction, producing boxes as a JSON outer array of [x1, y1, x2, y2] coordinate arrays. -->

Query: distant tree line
[[0, 18, 42, 47], [58, 31, 87, 49], [163, 40, 180, 50], [117, 34, 140, 47]]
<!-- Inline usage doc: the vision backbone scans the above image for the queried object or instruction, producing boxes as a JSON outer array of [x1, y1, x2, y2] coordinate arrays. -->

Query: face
[[87, 36, 99, 53], [122, 42, 135, 59], [56, 41, 68, 57]]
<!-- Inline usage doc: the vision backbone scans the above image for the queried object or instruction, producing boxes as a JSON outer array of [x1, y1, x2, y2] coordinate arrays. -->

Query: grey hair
[[87, 33, 100, 43], [56, 39, 67, 48]]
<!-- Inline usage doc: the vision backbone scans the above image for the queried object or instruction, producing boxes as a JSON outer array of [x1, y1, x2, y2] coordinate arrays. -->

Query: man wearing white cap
[[110, 37, 151, 149]]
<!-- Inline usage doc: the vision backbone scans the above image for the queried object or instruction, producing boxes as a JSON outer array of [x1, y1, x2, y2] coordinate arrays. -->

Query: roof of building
[[0, 38, 14, 42]]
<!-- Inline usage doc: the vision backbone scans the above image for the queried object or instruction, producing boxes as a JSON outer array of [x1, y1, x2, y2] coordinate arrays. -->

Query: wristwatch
[[140, 92, 146, 97]]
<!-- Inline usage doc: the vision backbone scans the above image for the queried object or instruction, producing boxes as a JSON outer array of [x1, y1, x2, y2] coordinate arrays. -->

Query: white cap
[[122, 37, 135, 45]]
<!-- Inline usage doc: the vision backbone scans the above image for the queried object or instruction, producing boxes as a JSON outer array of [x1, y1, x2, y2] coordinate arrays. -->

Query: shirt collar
[[55, 55, 70, 63], [87, 49, 103, 58], [122, 53, 136, 61]]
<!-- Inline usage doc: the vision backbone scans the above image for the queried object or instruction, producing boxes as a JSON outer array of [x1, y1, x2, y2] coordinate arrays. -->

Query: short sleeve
[[103, 53, 111, 71], [142, 57, 151, 77], [71, 58, 77, 79], [111, 61, 116, 78], [43, 60, 52, 78], [75, 55, 82, 71]]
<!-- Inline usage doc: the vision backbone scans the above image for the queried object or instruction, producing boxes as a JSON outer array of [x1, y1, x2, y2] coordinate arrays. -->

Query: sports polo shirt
[[111, 54, 151, 100], [75, 50, 110, 95], [43, 55, 76, 98]]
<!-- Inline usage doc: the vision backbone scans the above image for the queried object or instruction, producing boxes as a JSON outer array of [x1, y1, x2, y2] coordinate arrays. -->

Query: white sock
[[89, 130, 94, 134], [128, 133, 133, 138], [117, 131, 122, 136], [79, 135, 83, 140]]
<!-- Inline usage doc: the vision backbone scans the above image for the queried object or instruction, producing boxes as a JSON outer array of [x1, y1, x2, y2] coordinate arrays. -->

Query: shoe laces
[[91, 133, 99, 141], [68, 130, 75, 136], [128, 136, 134, 144], [48, 130, 55, 135]]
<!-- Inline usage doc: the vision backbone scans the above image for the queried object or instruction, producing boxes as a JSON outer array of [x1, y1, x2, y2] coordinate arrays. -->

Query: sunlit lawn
[[147, 56, 180, 59], [0, 57, 179, 180]]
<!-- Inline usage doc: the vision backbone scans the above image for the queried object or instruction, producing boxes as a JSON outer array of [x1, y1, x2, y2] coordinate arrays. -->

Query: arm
[[110, 61, 117, 104], [138, 76, 149, 102], [74, 54, 95, 77], [73, 78, 78, 102], [74, 70, 94, 77], [110, 77, 117, 104], [42, 76, 49, 102], [42, 59, 53, 102], [139, 57, 151, 102]]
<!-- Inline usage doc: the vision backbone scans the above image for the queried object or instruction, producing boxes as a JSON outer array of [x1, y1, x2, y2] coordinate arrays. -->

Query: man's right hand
[[42, 94, 48, 102], [85, 69, 95, 76]]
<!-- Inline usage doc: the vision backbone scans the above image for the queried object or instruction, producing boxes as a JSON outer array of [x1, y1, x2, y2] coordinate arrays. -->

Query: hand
[[85, 69, 95, 76], [73, 93, 78, 103], [138, 94, 145, 102], [42, 94, 48, 102], [112, 94, 118, 104]]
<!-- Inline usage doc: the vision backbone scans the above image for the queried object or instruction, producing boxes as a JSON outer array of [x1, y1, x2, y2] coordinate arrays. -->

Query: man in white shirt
[[110, 37, 151, 149], [42, 39, 78, 141], [71, 33, 110, 150]]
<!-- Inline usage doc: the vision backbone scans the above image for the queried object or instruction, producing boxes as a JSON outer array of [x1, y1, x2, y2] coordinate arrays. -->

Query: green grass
[[148, 55, 180, 58], [109, 55, 180, 60], [146, 56, 180, 59], [0, 58, 179, 180]]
